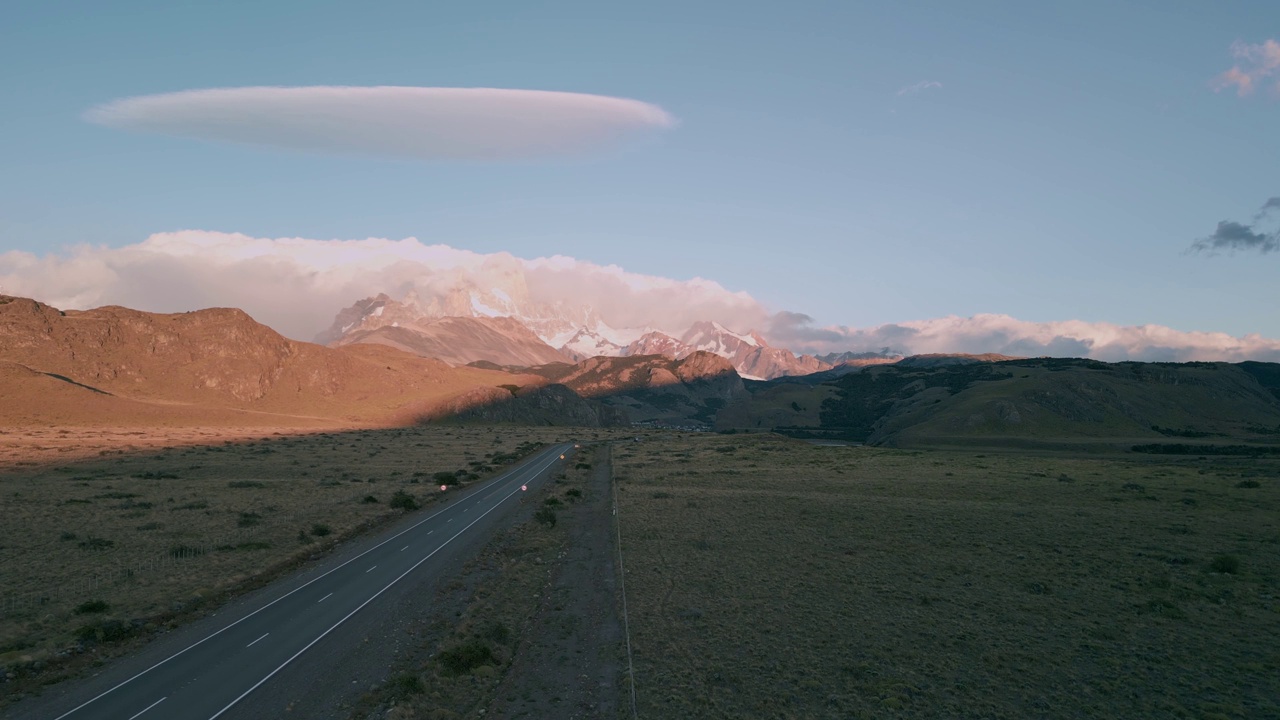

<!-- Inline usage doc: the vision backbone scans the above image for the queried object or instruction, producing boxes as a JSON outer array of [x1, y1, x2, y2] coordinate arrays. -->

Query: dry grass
[[0, 425, 592, 671], [613, 433, 1280, 719]]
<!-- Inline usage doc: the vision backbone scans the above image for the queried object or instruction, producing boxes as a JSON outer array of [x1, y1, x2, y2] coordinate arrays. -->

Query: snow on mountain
[[621, 331, 691, 359], [559, 328, 624, 362], [319, 284, 830, 379]]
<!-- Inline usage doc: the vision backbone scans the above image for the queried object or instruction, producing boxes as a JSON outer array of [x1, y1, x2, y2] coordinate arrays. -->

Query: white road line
[[428, 530, 433, 534], [366, 566, 377, 573], [208, 447, 568, 719], [48, 444, 567, 720], [400, 545, 408, 552], [126, 696, 165, 719], [318, 593, 332, 603], [246, 633, 269, 648]]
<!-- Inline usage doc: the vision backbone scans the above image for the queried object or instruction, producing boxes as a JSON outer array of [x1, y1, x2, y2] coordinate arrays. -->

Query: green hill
[[724, 358, 1280, 449]]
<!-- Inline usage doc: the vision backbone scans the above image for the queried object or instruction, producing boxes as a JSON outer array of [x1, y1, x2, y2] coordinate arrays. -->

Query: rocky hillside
[[521, 351, 747, 427], [0, 295, 548, 426], [332, 315, 568, 367]]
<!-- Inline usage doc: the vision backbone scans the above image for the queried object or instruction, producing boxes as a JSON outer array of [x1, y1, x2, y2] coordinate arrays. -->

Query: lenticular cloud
[[85, 86, 677, 160]]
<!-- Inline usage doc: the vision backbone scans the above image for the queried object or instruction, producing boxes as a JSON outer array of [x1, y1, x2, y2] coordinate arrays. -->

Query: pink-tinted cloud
[[1213, 39, 1280, 97], [85, 86, 676, 160], [3, 231, 1279, 363]]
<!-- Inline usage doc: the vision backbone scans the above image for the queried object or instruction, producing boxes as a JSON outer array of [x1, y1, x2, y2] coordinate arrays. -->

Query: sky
[[1, 1, 1278, 360]]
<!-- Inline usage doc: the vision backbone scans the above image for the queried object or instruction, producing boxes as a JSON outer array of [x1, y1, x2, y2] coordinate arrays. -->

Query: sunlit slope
[[0, 296, 544, 426]]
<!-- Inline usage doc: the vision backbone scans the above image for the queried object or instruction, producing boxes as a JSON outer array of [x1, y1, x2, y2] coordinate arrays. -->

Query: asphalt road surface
[[12, 443, 573, 720]]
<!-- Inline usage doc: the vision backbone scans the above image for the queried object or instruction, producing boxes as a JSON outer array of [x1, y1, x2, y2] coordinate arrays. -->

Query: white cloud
[[770, 313, 1280, 363], [896, 80, 942, 97], [1212, 39, 1280, 97], [3, 231, 1279, 363], [85, 86, 677, 160]]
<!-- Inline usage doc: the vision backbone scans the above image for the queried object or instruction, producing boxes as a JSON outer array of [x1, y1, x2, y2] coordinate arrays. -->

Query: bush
[[390, 490, 419, 510], [1235, 479, 1261, 489], [565, 488, 583, 499], [74, 600, 109, 615], [543, 497, 561, 506], [228, 480, 265, 488], [310, 523, 331, 537], [361, 495, 379, 504], [387, 673, 425, 697], [79, 537, 114, 550], [1210, 555, 1240, 574], [437, 640, 495, 675], [237, 512, 262, 527], [433, 471, 456, 483], [534, 507, 557, 527]]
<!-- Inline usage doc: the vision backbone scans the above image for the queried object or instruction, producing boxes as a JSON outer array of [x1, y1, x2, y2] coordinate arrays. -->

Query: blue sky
[[1, 1, 1277, 350]]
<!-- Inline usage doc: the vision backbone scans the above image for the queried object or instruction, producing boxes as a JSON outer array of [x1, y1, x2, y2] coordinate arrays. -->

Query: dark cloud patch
[[1254, 196, 1280, 221], [1190, 197, 1280, 255]]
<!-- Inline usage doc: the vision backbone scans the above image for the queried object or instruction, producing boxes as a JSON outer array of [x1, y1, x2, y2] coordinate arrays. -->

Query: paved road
[[14, 443, 572, 720]]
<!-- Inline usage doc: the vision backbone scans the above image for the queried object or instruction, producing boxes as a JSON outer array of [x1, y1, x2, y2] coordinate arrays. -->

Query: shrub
[[228, 480, 265, 488], [438, 640, 494, 675], [237, 512, 262, 527], [565, 488, 583, 499], [1210, 555, 1240, 574], [543, 497, 562, 506], [361, 495, 379, 504], [310, 523, 332, 537], [387, 673, 425, 697], [79, 537, 114, 550], [433, 471, 456, 483], [534, 507, 557, 527], [1235, 479, 1261, 489], [74, 600, 109, 615], [59, 531, 77, 541], [390, 490, 419, 510]]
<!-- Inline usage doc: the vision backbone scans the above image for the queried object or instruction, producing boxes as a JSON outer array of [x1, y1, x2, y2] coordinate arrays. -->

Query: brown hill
[[332, 315, 568, 368], [523, 351, 746, 426], [0, 296, 546, 427]]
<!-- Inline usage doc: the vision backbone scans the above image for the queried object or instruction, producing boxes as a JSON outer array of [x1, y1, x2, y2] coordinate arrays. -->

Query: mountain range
[[6, 293, 1279, 448], [316, 291, 855, 380]]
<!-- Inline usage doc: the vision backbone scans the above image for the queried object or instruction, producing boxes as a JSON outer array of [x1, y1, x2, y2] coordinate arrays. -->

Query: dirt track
[[482, 445, 625, 719]]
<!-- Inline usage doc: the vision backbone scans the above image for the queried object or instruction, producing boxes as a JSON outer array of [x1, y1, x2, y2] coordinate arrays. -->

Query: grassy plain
[[0, 425, 595, 675], [613, 434, 1280, 719]]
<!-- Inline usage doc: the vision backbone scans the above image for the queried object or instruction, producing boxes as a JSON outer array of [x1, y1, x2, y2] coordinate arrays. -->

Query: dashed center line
[[246, 633, 269, 648], [366, 565, 377, 573], [127, 697, 165, 719], [400, 545, 408, 552], [318, 593, 332, 603]]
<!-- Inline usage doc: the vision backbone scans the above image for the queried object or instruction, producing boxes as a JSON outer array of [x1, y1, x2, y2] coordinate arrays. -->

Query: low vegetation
[[0, 425, 574, 678], [614, 433, 1280, 719]]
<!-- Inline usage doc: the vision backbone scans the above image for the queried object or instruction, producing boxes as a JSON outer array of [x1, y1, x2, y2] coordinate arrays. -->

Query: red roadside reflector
[[521, 485, 527, 491], [560, 454, 565, 459], [440, 484, 447, 491]]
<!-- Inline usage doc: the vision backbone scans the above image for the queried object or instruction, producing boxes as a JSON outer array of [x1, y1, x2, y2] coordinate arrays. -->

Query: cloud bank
[[3, 231, 1279, 363], [1189, 197, 1280, 255], [85, 86, 676, 160], [1212, 39, 1280, 96]]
